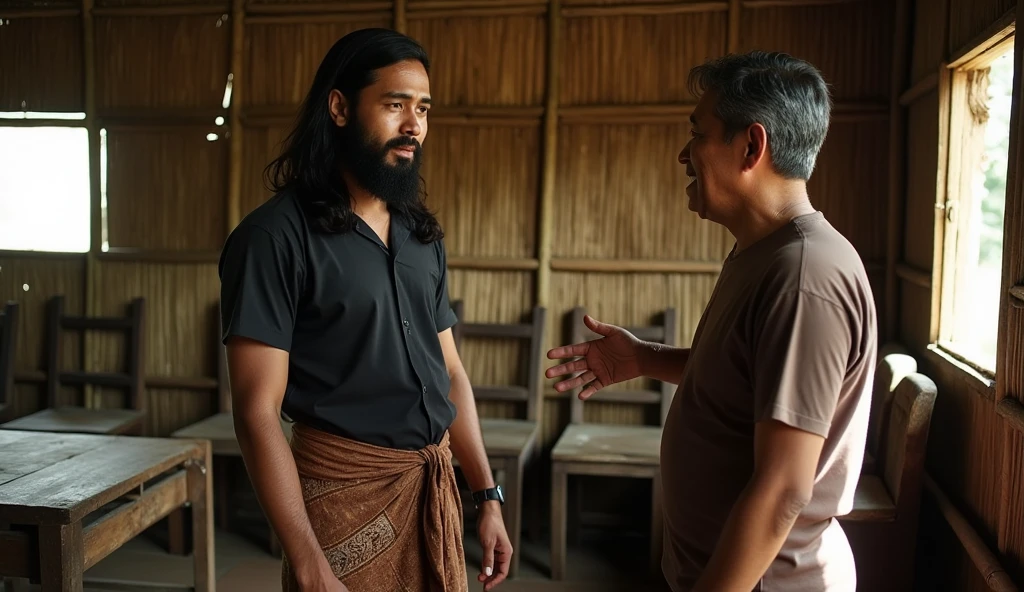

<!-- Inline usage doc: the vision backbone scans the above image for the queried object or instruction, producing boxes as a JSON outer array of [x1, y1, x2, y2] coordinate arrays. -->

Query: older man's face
[[678, 90, 745, 223]]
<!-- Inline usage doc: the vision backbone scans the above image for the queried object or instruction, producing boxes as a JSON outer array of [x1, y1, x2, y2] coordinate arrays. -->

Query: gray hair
[[687, 51, 832, 181]]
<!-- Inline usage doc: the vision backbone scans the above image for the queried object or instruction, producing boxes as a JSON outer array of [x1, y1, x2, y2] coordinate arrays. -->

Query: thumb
[[480, 537, 495, 579], [584, 314, 614, 337]]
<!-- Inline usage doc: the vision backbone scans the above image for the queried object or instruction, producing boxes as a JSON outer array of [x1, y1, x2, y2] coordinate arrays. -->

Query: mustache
[[383, 136, 421, 151]]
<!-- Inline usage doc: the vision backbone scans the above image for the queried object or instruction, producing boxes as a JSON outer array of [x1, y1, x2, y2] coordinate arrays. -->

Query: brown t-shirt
[[660, 211, 876, 592]]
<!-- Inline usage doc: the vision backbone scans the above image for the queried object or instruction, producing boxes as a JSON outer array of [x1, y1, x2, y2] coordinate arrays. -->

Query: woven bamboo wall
[[897, 0, 1024, 587]]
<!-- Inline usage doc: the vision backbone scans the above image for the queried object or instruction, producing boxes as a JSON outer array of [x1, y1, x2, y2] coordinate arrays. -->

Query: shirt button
[[422, 386, 427, 394], [403, 319, 410, 326]]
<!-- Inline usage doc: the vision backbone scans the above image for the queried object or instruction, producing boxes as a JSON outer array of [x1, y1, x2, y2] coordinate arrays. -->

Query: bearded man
[[218, 28, 511, 592]]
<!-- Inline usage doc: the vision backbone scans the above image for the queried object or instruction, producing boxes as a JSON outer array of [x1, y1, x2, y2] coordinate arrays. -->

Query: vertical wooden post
[[38, 522, 84, 592], [885, 0, 912, 343], [394, 0, 407, 34], [82, 0, 99, 409], [727, 0, 740, 54], [189, 443, 216, 592], [226, 0, 245, 234], [535, 0, 561, 308]]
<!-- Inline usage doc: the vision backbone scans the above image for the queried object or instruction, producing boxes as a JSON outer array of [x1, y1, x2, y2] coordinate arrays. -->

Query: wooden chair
[[170, 302, 291, 557], [840, 371, 938, 592], [0, 302, 18, 423], [450, 299, 547, 579], [862, 345, 918, 475], [549, 306, 678, 581], [1, 295, 146, 435]]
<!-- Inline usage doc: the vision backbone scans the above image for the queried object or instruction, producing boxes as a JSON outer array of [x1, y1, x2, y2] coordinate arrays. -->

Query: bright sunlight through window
[[941, 45, 1014, 373], [0, 124, 91, 253]]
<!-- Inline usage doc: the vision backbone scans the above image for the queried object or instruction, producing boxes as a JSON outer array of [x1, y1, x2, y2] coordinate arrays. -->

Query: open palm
[[545, 315, 642, 399]]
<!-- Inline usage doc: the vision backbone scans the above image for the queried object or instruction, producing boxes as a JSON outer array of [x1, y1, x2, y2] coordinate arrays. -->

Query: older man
[[546, 51, 876, 592]]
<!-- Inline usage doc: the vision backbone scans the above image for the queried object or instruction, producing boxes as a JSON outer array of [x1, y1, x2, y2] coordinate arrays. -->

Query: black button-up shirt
[[218, 190, 458, 450]]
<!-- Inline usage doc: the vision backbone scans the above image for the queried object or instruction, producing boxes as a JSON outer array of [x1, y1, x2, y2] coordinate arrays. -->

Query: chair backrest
[[46, 295, 146, 411], [0, 301, 19, 421], [867, 346, 919, 464], [451, 300, 547, 423], [567, 306, 678, 425], [881, 372, 937, 508]]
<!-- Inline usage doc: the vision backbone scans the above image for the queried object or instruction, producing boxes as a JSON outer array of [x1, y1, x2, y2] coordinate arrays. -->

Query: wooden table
[[0, 430, 214, 592]]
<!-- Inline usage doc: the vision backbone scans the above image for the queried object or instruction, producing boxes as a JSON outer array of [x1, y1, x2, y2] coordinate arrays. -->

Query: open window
[[0, 113, 91, 253], [936, 34, 1016, 375]]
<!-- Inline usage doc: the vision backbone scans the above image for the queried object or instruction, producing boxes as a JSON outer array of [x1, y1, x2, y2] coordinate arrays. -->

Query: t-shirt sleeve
[[434, 240, 459, 333], [752, 289, 852, 438], [218, 224, 303, 352]]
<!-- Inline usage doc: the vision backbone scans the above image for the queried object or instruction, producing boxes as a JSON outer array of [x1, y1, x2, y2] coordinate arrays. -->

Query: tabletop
[[0, 430, 205, 525]]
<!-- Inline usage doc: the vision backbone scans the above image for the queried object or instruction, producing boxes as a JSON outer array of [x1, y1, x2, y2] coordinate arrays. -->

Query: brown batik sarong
[[282, 423, 468, 592]]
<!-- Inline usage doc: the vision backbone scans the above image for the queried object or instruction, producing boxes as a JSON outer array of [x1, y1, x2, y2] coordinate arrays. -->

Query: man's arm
[[227, 337, 339, 590], [638, 341, 690, 384], [691, 419, 824, 592]]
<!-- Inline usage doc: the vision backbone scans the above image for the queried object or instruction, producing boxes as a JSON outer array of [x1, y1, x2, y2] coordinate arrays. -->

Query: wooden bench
[[0, 302, 18, 424], [862, 344, 918, 475], [549, 306, 678, 581], [0, 429, 214, 592], [840, 370, 937, 591], [170, 304, 291, 557], [1, 295, 146, 436], [450, 299, 547, 579]]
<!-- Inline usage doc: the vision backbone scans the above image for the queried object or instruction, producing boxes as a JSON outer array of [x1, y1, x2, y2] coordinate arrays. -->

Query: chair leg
[[216, 460, 230, 530], [550, 464, 568, 580], [168, 507, 189, 555], [650, 473, 664, 579], [503, 457, 523, 579]]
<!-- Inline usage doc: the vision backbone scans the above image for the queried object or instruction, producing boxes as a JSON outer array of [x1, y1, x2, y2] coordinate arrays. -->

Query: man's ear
[[743, 123, 769, 171], [328, 89, 349, 127]]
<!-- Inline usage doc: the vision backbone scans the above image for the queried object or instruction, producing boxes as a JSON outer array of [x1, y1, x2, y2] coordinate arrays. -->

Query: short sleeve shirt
[[660, 212, 877, 591], [218, 190, 459, 450]]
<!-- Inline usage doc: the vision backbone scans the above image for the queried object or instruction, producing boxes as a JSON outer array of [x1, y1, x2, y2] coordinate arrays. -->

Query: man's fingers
[[479, 538, 495, 582], [484, 542, 512, 591], [554, 371, 596, 393], [547, 359, 588, 381], [546, 341, 589, 361]]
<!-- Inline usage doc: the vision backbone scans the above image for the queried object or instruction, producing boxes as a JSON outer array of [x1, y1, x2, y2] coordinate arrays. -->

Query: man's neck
[[728, 180, 815, 253]]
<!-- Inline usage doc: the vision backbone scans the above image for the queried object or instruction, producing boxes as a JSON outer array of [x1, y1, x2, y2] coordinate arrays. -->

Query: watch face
[[495, 485, 504, 503]]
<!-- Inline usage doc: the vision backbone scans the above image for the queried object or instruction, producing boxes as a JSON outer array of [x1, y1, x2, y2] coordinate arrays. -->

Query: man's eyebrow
[[383, 91, 431, 104]]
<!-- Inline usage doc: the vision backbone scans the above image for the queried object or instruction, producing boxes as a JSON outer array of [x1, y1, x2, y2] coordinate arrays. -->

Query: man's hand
[[296, 563, 351, 592], [545, 315, 644, 399], [476, 502, 512, 590]]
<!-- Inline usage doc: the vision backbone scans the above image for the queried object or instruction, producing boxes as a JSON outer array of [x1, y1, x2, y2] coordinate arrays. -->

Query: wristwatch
[[471, 486, 504, 508]]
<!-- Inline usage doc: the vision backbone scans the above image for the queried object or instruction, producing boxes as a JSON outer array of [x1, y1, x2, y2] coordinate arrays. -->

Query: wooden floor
[[68, 526, 669, 592]]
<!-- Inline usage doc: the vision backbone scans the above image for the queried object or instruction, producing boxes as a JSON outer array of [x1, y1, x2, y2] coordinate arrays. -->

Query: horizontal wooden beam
[[562, 1, 725, 17], [91, 4, 230, 16], [245, 1, 390, 14], [409, 0, 544, 10], [743, 0, 864, 7], [0, 117, 87, 128], [411, 4, 545, 17], [0, 249, 86, 260], [97, 108, 226, 128], [900, 72, 939, 106], [15, 371, 219, 391], [97, 248, 221, 263], [447, 256, 539, 271], [948, 7, 1015, 70], [896, 262, 932, 288], [997, 397, 1024, 437], [0, 8, 80, 17], [551, 258, 722, 274], [245, 10, 391, 24], [82, 470, 188, 571], [923, 473, 1018, 592], [558, 101, 887, 124]]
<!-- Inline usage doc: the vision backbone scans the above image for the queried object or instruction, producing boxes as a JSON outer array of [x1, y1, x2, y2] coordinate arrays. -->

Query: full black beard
[[340, 114, 423, 207]]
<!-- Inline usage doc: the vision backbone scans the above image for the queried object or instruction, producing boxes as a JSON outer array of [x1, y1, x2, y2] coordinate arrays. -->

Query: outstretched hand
[[545, 314, 643, 399]]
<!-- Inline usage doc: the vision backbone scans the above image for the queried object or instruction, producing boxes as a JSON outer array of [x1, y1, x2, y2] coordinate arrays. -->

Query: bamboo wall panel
[[96, 16, 230, 110], [1004, 299, 1024, 407], [910, 0, 948, 83], [948, 0, 1016, 59], [90, 261, 220, 430], [1002, 431, 1024, 583], [408, 16, 546, 107], [240, 123, 288, 217], [105, 128, 228, 250], [0, 17, 83, 112], [552, 122, 732, 261], [807, 120, 890, 262], [560, 12, 726, 106], [899, 284, 932, 354], [424, 124, 539, 258], [244, 17, 392, 109], [738, 1, 893, 103], [903, 90, 940, 270]]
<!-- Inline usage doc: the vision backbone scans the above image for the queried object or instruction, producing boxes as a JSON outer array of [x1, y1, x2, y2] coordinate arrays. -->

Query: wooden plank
[[226, 0, 245, 234], [95, 248, 221, 263], [947, 7, 1015, 69], [462, 323, 534, 339], [188, 443, 215, 592], [900, 72, 939, 106], [171, 412, 293, 456], [996, 398, 1024, 436], [584, 389, 662, 405], [0, 8, 80, 17], [62, 316, 133, 331], [841, 474, 896, 521], [91, 4, 229, 16], [551, 423, 662, 465], [562, 2, 726, 17], [60, 371, 132, 388], [474, 386, 530, 402], [1, 408, 143, 435], [38, 522, 83, 592], [82, 470, 188, 570], [0, 530, 34, 578], [885, 0, 911, 342], [447, 256, 539, 271], [896, 262, 932, 288], [535, 0, 561, 309], [550, 258, 722, 274], [0, 434, 201, 524], [0, 431, 107, 487]]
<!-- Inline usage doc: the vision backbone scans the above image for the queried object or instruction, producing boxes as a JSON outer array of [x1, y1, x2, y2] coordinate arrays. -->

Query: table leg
[[549, 465, 567, 581], [38, 522, 83, 592], [188, 445, 216, 592]]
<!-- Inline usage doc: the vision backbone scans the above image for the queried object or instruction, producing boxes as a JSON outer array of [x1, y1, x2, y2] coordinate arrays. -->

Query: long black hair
[[264, 28, 444, 243]]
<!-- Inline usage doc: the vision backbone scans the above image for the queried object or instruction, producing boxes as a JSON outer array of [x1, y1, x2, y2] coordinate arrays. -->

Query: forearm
[[692, 482, 807, 592], [446, 369, 495, 493], [234, 405, 330, 585], [637, 341, 690, 384]]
